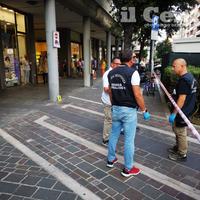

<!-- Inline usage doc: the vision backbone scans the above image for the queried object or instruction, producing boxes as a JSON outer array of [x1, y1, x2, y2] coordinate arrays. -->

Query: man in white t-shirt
[[101, 57, 121, 145]]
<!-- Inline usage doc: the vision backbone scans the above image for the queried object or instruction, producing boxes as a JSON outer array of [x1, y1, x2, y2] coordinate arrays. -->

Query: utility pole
[[150, 15, 159, 74]]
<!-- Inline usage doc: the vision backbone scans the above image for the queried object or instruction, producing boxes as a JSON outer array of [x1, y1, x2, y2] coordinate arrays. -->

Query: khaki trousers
[[173, 124, 188, 155], [103, 104, 112, 141]]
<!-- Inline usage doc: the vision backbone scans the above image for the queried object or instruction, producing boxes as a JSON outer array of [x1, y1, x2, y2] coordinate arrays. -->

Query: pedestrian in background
[[92, 57, 97, 79], [63, 59, 68, 78], [21, 55, 30, 84], [101, 57, 121, 145], [107, 50, 150, 177], [168, 58, 197, 161], [42, 54, 48, 84]]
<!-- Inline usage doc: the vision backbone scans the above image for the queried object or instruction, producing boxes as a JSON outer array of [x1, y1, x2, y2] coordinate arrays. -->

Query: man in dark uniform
[[106, 50, 150, 177], [168, 58, 197, 161]]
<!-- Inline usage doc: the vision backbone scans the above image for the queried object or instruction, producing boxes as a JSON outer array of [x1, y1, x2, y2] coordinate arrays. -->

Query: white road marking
[[0, 128, 101, 200], [26, 139, 35, 143], [138, 111, 167, 120], [69, 95, 167, 119], [137, 124, 199, 144], [35, 116, 200, 200], [68, 96, 200, 129], [62, 104, 199, 145], [68, 96, 102, 105], [62, 104, 103, 116]]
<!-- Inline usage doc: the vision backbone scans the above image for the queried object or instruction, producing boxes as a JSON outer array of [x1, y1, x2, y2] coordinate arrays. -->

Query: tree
[[111, 0, 198, 52], [141, 48, 148, 59], [156, 39, 172, 59]]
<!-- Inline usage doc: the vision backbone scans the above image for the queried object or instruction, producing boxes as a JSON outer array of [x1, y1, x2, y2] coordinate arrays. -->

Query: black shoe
[[106, 158, 118, 168], [168, 152, 187, 161], [168, 145, 178, 153], [102, 140, 109, 146]]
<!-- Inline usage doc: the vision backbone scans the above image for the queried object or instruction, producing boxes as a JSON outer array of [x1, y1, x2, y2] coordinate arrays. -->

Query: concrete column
[[106, 31, 111, 68], [58, 28, 71, 77], [26, 14, 37, 85], [115, 37, 119, 57], [0, 27, 5, 89], [44, 0, 59, 102], [83, 16, 91, 87]]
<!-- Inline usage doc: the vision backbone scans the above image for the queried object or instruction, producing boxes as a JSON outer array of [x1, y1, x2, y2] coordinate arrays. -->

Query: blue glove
[[143, 111, 150, 120], [169, 113, 176, 124]]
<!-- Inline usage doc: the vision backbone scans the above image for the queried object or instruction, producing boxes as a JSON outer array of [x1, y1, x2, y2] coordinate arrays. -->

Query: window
[[16, 13, 25, 33]]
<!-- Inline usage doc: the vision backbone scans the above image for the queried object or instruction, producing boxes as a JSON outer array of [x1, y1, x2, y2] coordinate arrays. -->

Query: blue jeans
[[107, 105, 137, 170]]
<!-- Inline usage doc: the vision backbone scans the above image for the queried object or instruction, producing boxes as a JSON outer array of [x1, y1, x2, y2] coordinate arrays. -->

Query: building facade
[[0, 0, 117, 102], [174, 4, 200, 39], [0, 5, 32, 88]]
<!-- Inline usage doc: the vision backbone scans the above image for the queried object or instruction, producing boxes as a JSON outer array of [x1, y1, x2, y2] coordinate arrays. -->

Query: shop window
[[17, 33, 27, 59], [1, 21, 19, 87], [1, 22, 16, 49], [35, 42, 48, 83], [71, 42, 83, 77], [0, 7, 15, 23], [0, 6, 27, 87], [16, 13, 25, 33], [71, 42, 81, 66]]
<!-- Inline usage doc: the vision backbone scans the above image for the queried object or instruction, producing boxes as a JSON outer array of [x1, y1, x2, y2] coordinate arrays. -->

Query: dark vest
[[108, 65, 138, 108]]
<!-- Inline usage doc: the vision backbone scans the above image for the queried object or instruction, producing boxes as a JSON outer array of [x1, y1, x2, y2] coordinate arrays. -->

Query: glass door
[[1, 21, 20, 87]]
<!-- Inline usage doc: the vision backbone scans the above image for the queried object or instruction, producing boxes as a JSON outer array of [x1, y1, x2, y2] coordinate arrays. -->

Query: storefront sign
[[7, 48, 14, 54], [53, 31, 60, 48]]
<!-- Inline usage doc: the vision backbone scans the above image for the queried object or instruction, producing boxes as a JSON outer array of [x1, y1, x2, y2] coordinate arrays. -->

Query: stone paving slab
[[1, 108, 199, 200], [63, 98, 200, 154], [0, 78, 200, 200], [0, 137, 81, 200], [40, 103, 200, 170]]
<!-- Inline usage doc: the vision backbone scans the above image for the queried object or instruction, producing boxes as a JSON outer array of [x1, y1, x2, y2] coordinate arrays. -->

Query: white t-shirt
[[101, 67, 112, 105], [131, 70, 140, 85]]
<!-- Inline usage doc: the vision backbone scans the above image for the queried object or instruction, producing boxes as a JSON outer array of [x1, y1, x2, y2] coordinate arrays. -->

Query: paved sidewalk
[[0, 77, 200, 200]]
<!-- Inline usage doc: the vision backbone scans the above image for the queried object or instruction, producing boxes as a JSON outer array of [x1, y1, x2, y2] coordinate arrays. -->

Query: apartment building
[[174, 4, 200, 39]]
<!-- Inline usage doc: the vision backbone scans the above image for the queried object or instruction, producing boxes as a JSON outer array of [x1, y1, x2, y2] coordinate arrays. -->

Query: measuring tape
[[153, 73, 200, 143]]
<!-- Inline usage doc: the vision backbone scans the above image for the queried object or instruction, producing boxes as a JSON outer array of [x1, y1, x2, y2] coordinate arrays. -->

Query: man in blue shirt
[[168, 58, 197, 161]]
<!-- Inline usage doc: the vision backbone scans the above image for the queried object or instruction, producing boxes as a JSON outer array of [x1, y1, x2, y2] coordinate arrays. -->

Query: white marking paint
[[68, 96, 167, 120], [62, 104, 102, 116], [26, 139, 35, 143], [68, 96, 200, 129], [68, 96, 102, 105], [0, 128, 101, 200], [62, 104, 199, 145], [35, 116, 200, 200]]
